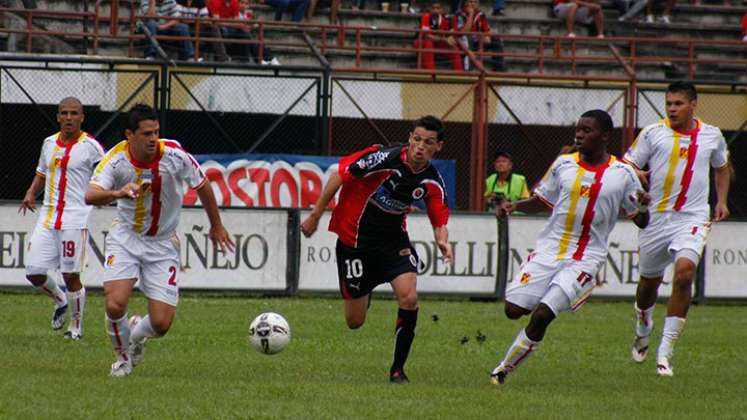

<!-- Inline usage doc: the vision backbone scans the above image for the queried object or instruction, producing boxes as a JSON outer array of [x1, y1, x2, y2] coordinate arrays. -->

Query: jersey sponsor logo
[[372, 185, 409, 213], [357, 150, 390, 170], [412, 187, 425, 200], [409, 254, 417, 267]]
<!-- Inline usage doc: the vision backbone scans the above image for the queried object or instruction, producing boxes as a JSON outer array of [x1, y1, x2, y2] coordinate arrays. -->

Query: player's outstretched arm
[[196, 182, 236, 254], [497, 195, 549, 218], [433, 225, 453, 264], [19, 173, 45, 215], [85, 183, 140, 206], [713, 163, 731, 222], [301, 171, 343, 238]]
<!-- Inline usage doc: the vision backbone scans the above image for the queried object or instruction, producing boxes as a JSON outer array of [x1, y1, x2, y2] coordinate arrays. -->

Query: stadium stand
[[0, 0, 745, 80]]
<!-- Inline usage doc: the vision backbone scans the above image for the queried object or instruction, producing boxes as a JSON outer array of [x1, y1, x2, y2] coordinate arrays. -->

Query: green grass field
[[2, 292, 747, 419]]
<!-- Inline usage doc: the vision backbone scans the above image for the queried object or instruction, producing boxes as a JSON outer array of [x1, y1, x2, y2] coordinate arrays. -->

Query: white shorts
[[26, 227, 88, 275], [638, 214, 710, 277], [553, 3, 594, 24], [103, 226, 181, 307], [505, 252, 599, 315]]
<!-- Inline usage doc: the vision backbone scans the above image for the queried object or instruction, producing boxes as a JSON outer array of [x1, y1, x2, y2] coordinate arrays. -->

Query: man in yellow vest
[[485, 151, 529, 212]]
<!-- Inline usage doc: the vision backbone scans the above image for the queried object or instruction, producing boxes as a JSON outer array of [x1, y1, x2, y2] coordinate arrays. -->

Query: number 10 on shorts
[[345, 259, 363, 279]]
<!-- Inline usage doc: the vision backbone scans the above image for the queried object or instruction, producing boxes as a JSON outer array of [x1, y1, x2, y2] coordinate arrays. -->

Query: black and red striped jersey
[[329, 144, 449, 249]]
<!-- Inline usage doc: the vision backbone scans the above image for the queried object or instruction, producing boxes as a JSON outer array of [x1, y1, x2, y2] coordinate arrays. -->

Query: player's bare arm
[[713, 163, 731, 222], [19, 173, 45, 215], [433, 225, 453, 264], [196, 182, 235, 253], [496, 194, 549, 218], [301, 171, 343, 237], [84, 183, 140, 206]]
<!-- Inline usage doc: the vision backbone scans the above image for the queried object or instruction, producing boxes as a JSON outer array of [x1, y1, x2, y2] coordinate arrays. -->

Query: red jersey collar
[[127, 141, 162, 169], [55, 131, 86, 148], [575, 152, 614, 172]]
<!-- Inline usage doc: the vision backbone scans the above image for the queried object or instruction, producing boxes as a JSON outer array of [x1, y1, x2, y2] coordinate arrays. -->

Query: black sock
[[391, 307, 418, 374]]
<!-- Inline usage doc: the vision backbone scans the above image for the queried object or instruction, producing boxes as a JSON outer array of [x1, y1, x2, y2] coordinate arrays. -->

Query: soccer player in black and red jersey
[[301, 115, 453, 384]]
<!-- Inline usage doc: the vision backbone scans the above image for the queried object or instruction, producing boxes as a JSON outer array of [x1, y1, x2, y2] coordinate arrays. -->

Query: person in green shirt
[[484, 151, 529, 212]]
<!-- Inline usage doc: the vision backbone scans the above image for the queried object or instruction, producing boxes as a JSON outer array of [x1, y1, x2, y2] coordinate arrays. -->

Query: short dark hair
[[494, 151, 513, 161], [126, 103, 159, 132], [58, 97, 83, 112], [667, 81, 697, 101], [580, 109, 613, 133], [413, 115, 445, 141]]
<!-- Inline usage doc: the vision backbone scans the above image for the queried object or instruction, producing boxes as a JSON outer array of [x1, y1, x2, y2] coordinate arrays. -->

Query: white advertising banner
[[704, 222, 747, 298], [0, 206, 288, 291], [507, 217, 675, 297], [298, 211, 499, 295]]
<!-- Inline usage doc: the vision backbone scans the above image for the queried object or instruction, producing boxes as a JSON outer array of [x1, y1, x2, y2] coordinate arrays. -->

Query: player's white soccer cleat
[[110, 359, 133, 378], [656, 356, 673, 377], [490, 365, 508, 385], [63, 330, 82, 341], [128, 315, 147, 367], [51, 304, 68, 330], [631, 335, 650, 363]]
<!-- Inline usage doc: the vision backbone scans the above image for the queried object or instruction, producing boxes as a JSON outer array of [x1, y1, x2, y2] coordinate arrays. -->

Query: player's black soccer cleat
[[51, 304, 68, 330], [389, 370, 410, 384]]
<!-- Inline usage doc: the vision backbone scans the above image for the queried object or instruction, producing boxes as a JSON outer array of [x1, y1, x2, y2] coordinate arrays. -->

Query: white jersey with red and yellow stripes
[[35, 132, 105, 230], [623, 118, 728, 220], [532, 153, 643, 266], [90, 139, 207, 239]]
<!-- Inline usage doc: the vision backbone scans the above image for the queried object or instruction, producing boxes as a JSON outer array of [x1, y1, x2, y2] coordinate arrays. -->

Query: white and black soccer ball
[[249, 312, 291, 355]]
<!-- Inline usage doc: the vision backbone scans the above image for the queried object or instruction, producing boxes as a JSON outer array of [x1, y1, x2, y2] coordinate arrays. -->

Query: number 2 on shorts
[[345, 259, 363, 279], [168, 266, 177, 286]]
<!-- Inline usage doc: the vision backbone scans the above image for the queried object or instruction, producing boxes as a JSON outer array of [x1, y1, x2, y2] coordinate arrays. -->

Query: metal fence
[[2, 56, 746, 216]]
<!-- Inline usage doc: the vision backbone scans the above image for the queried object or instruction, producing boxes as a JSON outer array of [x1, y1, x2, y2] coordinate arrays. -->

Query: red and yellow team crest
[[679, 146, 689, 158], [579, 185, 591, 198], [106, 254, 116, 267], [520, 272, 531, 284]]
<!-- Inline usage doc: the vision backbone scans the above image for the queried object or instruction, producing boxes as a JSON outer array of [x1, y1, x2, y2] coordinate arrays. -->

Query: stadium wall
[[1, 203, 745, 299]]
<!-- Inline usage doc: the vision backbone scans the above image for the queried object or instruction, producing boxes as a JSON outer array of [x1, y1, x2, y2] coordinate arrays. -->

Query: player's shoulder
[[697, 120, 725, 139], [610, 157, 638, 176], [42, 133, 59, 145], [554, 152, 578, 167], [102, 140, 129, 162], [80, 133, 106, 153]]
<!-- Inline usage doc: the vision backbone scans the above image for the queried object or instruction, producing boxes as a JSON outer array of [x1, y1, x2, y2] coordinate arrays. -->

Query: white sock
[[657, 316, 686, 360], [106, 314, 131, 363], [66, 288, 86, 334], [634, 303, 655, 337], [130, 315, 158, 344], [498, 328, 540, 373], [36, 277, 67, 307]]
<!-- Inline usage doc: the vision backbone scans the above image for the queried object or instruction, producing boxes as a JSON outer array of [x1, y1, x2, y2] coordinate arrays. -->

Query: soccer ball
[[249, 312, 291, 355]]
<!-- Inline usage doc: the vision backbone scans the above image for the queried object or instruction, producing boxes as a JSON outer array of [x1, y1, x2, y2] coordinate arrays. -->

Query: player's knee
[[150, 318, 172, 336], [105, 300, 127, 319], [25, 273, 46, 287], [504, 302, 529, 320], [346, 316, 365, 330], [672, 272, 694, 292], [398, 293, 418, 311], [532, 305, 556, 325], [61, 273, 82, 292]]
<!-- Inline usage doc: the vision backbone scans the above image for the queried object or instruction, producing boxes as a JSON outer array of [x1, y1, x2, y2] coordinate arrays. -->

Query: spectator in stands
[[238, 0, 281, 64], [414, 2, 463, 70], [177, 0, 231, 61], [262, 0, 309, 21], [552, 0, 605, 38], [484, 151, 529, 212], [208, 0, 280, 64], [453, 0, 506, 71], [644, 0, 675, 23], [140, 0, 197, 61], [741, 12, 747, 41], [492, 0, 505, 15], [615, 0, 647, 22]]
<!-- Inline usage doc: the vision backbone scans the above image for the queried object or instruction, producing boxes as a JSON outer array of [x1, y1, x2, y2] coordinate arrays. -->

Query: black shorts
[[335, 239, 419, 300]]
